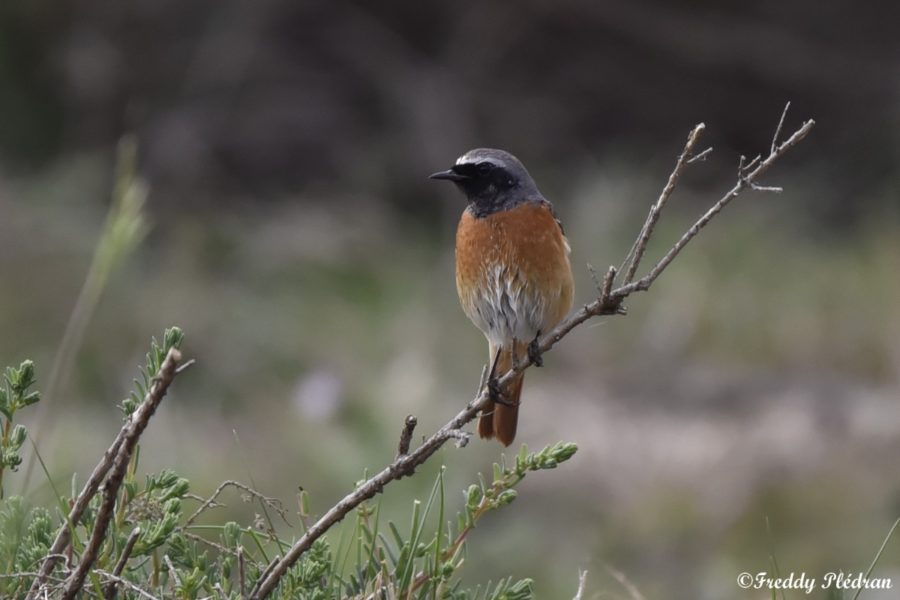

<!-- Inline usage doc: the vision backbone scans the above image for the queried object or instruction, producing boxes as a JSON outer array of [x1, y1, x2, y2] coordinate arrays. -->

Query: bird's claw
[[487, 377, 516, 407], [527, 336, 543, 367]]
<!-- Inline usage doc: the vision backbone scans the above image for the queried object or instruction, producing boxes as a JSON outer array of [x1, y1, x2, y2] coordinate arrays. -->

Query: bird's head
[[430, 148, 540, 216]]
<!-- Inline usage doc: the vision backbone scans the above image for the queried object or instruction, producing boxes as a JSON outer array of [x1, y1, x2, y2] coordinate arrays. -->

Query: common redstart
[[431, 149, 574, 446]]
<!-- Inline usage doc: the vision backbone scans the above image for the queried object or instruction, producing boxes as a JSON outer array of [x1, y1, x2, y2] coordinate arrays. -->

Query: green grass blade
[[851, 517, 900, 600]]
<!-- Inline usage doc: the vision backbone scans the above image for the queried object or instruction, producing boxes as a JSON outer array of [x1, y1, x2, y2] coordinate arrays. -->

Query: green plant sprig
[[0, 361, 41, 498]]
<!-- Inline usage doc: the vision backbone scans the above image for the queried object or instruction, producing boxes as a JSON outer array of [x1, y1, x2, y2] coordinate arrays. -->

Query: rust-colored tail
[[478, 344, 525, 446]]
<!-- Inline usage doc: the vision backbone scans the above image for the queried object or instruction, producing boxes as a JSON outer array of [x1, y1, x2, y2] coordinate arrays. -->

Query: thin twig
[[600, 266, 616, 305], [771, 101, 791, 156], [175, 358, 196, 374], [182, 531, 235, 555], [257, 556, 280, 590], [396, 415, 418, 457], [622, 117, 815, 294], [183, 480, 289, 529], [58, 348, 183, 600], [686, 146, 713, 163], [605, 564, 646, 600], [572, 570, 588, 600], [95, 571, 163, 600], [248, 112, 815, 600], [586, 263, 603, 293], [164, 555, 182, 589], [621, 122, 706, 285], [750, 183, 783, 193], [103, 527, 141, 600], [0, 571, 69, 591], [238, 546, 247, 600], [741, 154, 762, 173], [445, 429, 471, 447], [476, 363, 489, 395]]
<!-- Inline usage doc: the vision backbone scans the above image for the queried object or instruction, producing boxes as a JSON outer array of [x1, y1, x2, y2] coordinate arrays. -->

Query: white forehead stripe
[[456, 152, 503, 167]]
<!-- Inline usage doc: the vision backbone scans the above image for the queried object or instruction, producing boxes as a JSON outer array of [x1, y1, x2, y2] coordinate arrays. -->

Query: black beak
[[429, 168, 468, 182]]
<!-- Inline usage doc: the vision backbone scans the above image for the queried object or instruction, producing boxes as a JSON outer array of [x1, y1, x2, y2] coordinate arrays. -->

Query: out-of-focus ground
[[2, 1, 900, 598]]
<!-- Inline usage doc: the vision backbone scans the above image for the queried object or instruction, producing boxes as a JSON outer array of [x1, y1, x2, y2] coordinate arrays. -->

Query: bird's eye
[[476, 162, 494, 176]]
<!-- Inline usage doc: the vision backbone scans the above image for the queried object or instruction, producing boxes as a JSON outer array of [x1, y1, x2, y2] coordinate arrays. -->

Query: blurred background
[[2, 0, 899, 597]]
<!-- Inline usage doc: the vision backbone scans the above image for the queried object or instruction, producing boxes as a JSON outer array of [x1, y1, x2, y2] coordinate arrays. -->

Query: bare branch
[[686, 146, 713, 163], [248, 405, 486, 598], [572, 570, 588, 600], [95, 571, 163, 600], [175, 358, 196, 374], [605, 564, 646, 600], [30, 349, 191, 599], [238, 546, 247, 600], [0, 571, 68, 587], [621, 122, 706, 285], [622, 116, 815, 295], [771, 101, 791, 156], [444, 428, 471, 447], [29, 430, 128, 596], [600, 266, 616, 305], [103, 527, 141, 600], [257, 556, 280, 590], [183, 480, 289, 529], [177, 531, 232, 558], [396, 415, 418, 457], [750, 183, 783, 193], [248, 111, 815, 600], [164, 555, 182, 589], [58, 348, 183, 600]]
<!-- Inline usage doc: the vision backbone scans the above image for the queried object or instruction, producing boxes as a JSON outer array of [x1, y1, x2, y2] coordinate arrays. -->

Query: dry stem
[[57, 348, 183, 600], [103, 527, 141, 600]]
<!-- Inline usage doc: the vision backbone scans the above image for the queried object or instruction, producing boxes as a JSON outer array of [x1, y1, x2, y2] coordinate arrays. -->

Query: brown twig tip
[[600, 266, 616, 302], [397, 415, 418, 457]]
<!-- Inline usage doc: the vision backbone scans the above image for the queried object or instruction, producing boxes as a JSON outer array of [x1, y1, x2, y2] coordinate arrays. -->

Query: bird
[[430, 148, 574, 446]]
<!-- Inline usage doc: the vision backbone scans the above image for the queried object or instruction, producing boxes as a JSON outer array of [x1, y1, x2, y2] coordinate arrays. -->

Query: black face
[[435, 160, 516, 200], [430, 149, 541, 217]]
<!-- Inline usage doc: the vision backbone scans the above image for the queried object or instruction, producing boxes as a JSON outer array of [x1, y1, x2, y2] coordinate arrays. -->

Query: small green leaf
[[465, 484, 482, 509], [164, 327, 185, 352], [20, 392, 40, 407], [222, 521, 242, 548], [495, 490, 517, 507], [9, 425, 27, 448]]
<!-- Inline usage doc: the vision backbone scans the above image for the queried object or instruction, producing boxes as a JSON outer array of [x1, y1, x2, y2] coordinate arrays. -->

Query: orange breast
[[455, 201, 574, 347]]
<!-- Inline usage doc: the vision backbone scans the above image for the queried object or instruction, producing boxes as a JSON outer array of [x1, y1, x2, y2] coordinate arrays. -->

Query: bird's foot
[[527, 333, 544, 367], [487, 377, 518, 407]]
